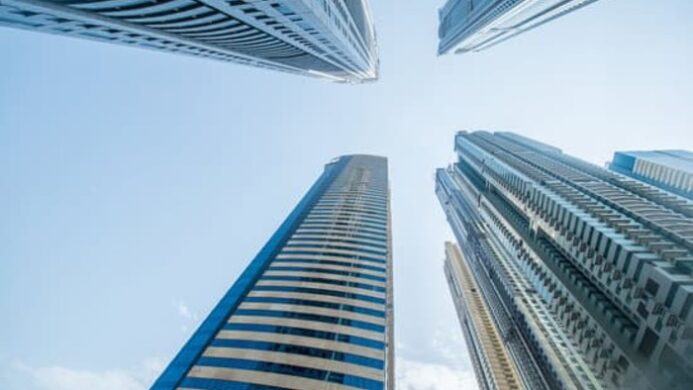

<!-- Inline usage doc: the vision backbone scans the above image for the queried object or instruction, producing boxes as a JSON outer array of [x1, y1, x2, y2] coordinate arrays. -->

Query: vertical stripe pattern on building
[[153, 154, 393, 390], [437, 0, 599, 54], [436, 131, 693, 390], [609, 150, 693, 201], [444, 242, 525, 390], [0, 0, 379, 82]]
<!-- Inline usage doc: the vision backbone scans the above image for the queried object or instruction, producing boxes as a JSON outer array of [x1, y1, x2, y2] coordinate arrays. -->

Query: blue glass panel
[[289, 237, 387, 249], [209, 339, 384, 369], [194, 357, 384, 389], [179, 377, 290, 389], [233, 309, 385, 332], [243, 296, 385, 317], [223, 323, 385, 350], [272, 258, 386, 273], [269, 266, 386, 282], [252, 285, 386, 304], [283, 243, 386, 256], [259, 275, 386, 292], [278, 250, 386, 264]]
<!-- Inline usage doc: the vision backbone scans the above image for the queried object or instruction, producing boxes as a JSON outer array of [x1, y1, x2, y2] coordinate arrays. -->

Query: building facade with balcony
[[438, 0, 599, 54], [609, 150, 693, 201], [0, 0, 379, 82], [444, 241, 526, 390], [436, 131, 693, 389]]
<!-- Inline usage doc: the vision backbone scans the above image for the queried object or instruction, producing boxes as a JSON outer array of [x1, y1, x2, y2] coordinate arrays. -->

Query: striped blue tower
[[153, 155, 394, 390]]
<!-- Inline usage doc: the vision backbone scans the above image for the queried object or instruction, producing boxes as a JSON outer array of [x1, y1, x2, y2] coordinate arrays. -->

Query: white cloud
[[396, 358, 478, 390], [3, 358, 165, 390], [141, 357, 166, 381], [176, 302, 199, 322], [395, 319, 478, 389], [175, 301, 200, 333], [431, 322, 469, 366]]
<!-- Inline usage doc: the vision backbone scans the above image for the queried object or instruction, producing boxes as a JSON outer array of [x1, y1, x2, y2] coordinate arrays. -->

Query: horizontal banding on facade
[[215, 330, 384, 359], [269, 260, 386, 277], [262, 270, 387, 288], [247, 290, 384, 311], [254, 280, 386, 299], [184, 365, 373, 390], [227, 316, 384, 342]]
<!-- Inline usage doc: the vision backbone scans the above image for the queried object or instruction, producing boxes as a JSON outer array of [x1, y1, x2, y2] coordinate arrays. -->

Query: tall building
[[436, 131, 693, 390], [0, 0, 379, 82], [444, 242, 525, 390], [438, 0, 599, 54], [153, 155, 394, 389], [609, 150, 693, 201]]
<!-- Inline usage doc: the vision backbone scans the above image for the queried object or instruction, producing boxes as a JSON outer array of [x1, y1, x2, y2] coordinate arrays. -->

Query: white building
[[0, 0, 379, 82]]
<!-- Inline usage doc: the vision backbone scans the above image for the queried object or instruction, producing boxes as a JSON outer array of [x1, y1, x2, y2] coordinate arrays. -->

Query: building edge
[[151, 156, 351, 389]]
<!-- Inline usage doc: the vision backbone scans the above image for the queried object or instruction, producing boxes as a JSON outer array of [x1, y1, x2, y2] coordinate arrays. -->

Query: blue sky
[[1, 1, 692, 389]]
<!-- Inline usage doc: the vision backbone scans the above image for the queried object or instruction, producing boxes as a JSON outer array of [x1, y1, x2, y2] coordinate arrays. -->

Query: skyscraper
[[0, 0, 379, 82], [437, 0, 599, 54], [609, 150, 693, 201], [436, 131, 693, 390], [153, 155, 394, 389], [444, 242, 525, 390]]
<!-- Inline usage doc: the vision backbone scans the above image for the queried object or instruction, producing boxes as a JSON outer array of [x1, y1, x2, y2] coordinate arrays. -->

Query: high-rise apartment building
[[152, 155, 393, 389], [0, 0, 379, 82], [609, 150, 693, 201], [438, 0, 599, 54], [444, 241, 525, 390], [436, 131, 693, 390]]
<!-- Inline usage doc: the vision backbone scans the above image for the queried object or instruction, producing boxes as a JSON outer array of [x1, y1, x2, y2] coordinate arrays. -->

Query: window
[[637, 302, 649, 319], [638, 328, 659, 358], [645, 278, 659, 297]]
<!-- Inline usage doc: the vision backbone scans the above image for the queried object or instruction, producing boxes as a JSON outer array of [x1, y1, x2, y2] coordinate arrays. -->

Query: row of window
[[259, 275, 385, 293], [279, 250, 386, 265], [189, 356, 383, 389], [283, 242, 386, 256], [272, 258, 387, 274], [302, 216, 387, 232], [244, 296, 385, 318], [289, 234, 387, 249], [311, 201, 387, 213], [233, 309, 385, 332], [252, 285, 386, 305], [209, 339, 384, 369], [320, 194, 387, 205], [295, 226, 387, 241], [269, 265, 386, 282], [179, 376, 289, 390], [312, 202, 387, 215], [316, 198, 387, 209], [223, 322, 385, 350], [308, 209, 387, 222]]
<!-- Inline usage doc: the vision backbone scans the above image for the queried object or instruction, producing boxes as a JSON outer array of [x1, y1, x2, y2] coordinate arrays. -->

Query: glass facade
[[153, 155, 394, 389], [609, 150, 693, 200], [438, 0, 599, 54], [436, 131, 693, 390], [0, 0, 379, 82]]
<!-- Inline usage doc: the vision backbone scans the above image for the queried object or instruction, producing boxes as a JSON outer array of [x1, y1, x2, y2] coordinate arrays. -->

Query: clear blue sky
[[1, 1, 692, 389]]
